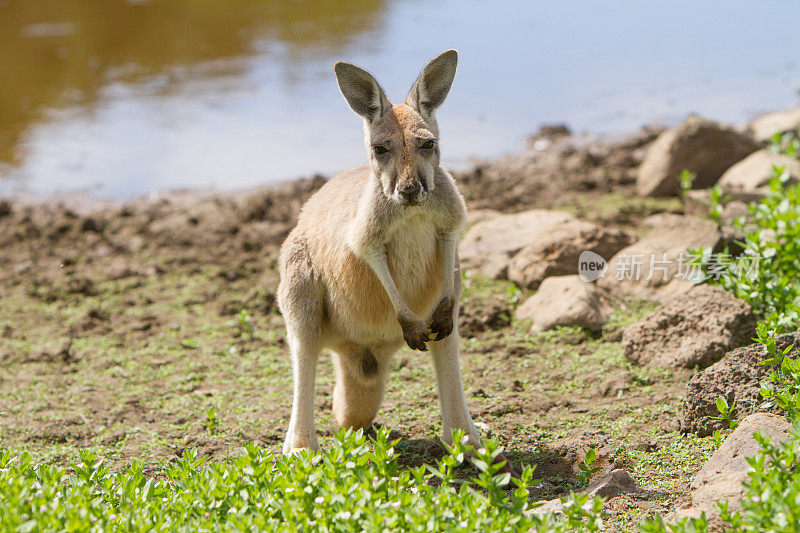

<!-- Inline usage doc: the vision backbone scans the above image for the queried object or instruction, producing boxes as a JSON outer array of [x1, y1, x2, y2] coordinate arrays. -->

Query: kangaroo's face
[[334, 50, 458, 207], [367, 104, 438, 206]]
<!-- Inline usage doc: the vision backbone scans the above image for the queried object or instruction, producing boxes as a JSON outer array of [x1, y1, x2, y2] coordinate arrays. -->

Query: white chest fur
[[385, 210, 440, 307]]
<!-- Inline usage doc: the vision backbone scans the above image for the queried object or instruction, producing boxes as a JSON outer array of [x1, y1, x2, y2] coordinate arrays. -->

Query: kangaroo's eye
[[421, 140, 435, 150], [373, 145, 389, 155]]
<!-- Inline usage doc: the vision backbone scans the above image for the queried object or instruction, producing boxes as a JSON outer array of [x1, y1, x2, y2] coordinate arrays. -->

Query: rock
[[597, 214, 721, 303], [718, 150, 800, 193], [516, 275, 612, 332], [596, 372, 631, 397], [681, 332, 800, 436], [463, 209, 501, 230], [460, 210, 572, 279], [748, 107, 800, 142], [525, 498, 564, 516], [682, 189, 711, 218], [671, 413, 792, 525], [526, 468, 643, 517], [507, 225, 632, 289], [586, 469, 639, 499], [459, 210, 630, 285], [621, 284, 755, 369], [637, 115, 759, 197]]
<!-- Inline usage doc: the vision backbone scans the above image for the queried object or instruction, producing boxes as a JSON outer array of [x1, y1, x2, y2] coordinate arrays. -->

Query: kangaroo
[[278, 49, 482, 456]]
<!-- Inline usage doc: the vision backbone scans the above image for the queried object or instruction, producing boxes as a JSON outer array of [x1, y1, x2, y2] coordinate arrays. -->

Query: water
[[1, 0, 799, 198]]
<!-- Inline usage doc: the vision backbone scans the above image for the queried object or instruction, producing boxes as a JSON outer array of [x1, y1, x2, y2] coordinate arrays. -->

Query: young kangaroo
[[279, 50, 481, 455]]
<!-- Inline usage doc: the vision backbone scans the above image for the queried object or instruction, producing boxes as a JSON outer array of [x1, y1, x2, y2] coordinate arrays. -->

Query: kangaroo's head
[[334, 50, 458, 207]]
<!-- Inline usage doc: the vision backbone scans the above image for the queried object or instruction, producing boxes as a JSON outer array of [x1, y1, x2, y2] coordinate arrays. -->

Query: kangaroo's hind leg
[[279, 239, 325, 454], [331, 344, 394, 430]]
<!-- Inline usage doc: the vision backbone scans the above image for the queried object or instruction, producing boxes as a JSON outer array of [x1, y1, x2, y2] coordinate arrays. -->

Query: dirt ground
[[0, 127, 713, 531]]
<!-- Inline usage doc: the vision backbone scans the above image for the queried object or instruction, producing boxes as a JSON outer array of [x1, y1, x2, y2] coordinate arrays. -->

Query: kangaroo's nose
[[398, 181, 421, 201]]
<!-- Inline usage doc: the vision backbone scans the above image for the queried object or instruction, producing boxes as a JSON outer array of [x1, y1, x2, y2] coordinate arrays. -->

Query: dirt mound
[[456, 126, 662, 213], [458, 296, 512, 338], [0, 176, 324, 296]]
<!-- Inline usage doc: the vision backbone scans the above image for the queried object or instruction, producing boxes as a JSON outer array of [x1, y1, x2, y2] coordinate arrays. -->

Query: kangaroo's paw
[[428, 296, 455, 341], [398, 313, 430, 351]]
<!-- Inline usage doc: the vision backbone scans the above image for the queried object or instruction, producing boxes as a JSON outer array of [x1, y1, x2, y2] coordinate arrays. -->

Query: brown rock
[[586, 469, 639, 499], [684, 188, 765, 219], [747, 106, 800, 142], [516, 275, 612, 332], [671, 413, 792, 525], [525, 498, 564, 516], [681, 332, 800, 436], [507, 225, 632, 289], [598, 214, 721, 302], [463, 209, 501, 230], [459, 210, 630, 286], [622, 284, 755, 369], [637, 115, 759, 197], [682, 189, 712, 218], [718, 150, 800, 193], [459, 210, 576, 279], [526, 468, 643, 517]]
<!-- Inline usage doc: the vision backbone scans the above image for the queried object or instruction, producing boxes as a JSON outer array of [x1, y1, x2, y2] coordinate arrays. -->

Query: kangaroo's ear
[[405, 49, 458, 119], [334, 61, 390, 123]]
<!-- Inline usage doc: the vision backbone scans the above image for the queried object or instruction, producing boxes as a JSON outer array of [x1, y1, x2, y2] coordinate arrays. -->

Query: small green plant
[[507, 283, 522, 306], [712, 430, 723, 449], [680, 169, 696, 196], [705, 184, 730, 221], [754, 324, 800, 419], [237, 308, 254, 339], [577, 447, 600, 486], [205, 408, 220, 435], [711, 397, 739, 430], [641, 428, 800, 532], [769, 130, 799, 159], [180, 337, 199, 349], [652, 143, 800, 532], [692, 170, 800, 332]]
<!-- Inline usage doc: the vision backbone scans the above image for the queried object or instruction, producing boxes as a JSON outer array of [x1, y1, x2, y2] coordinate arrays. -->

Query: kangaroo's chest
[[385, 213, 442, 311]]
